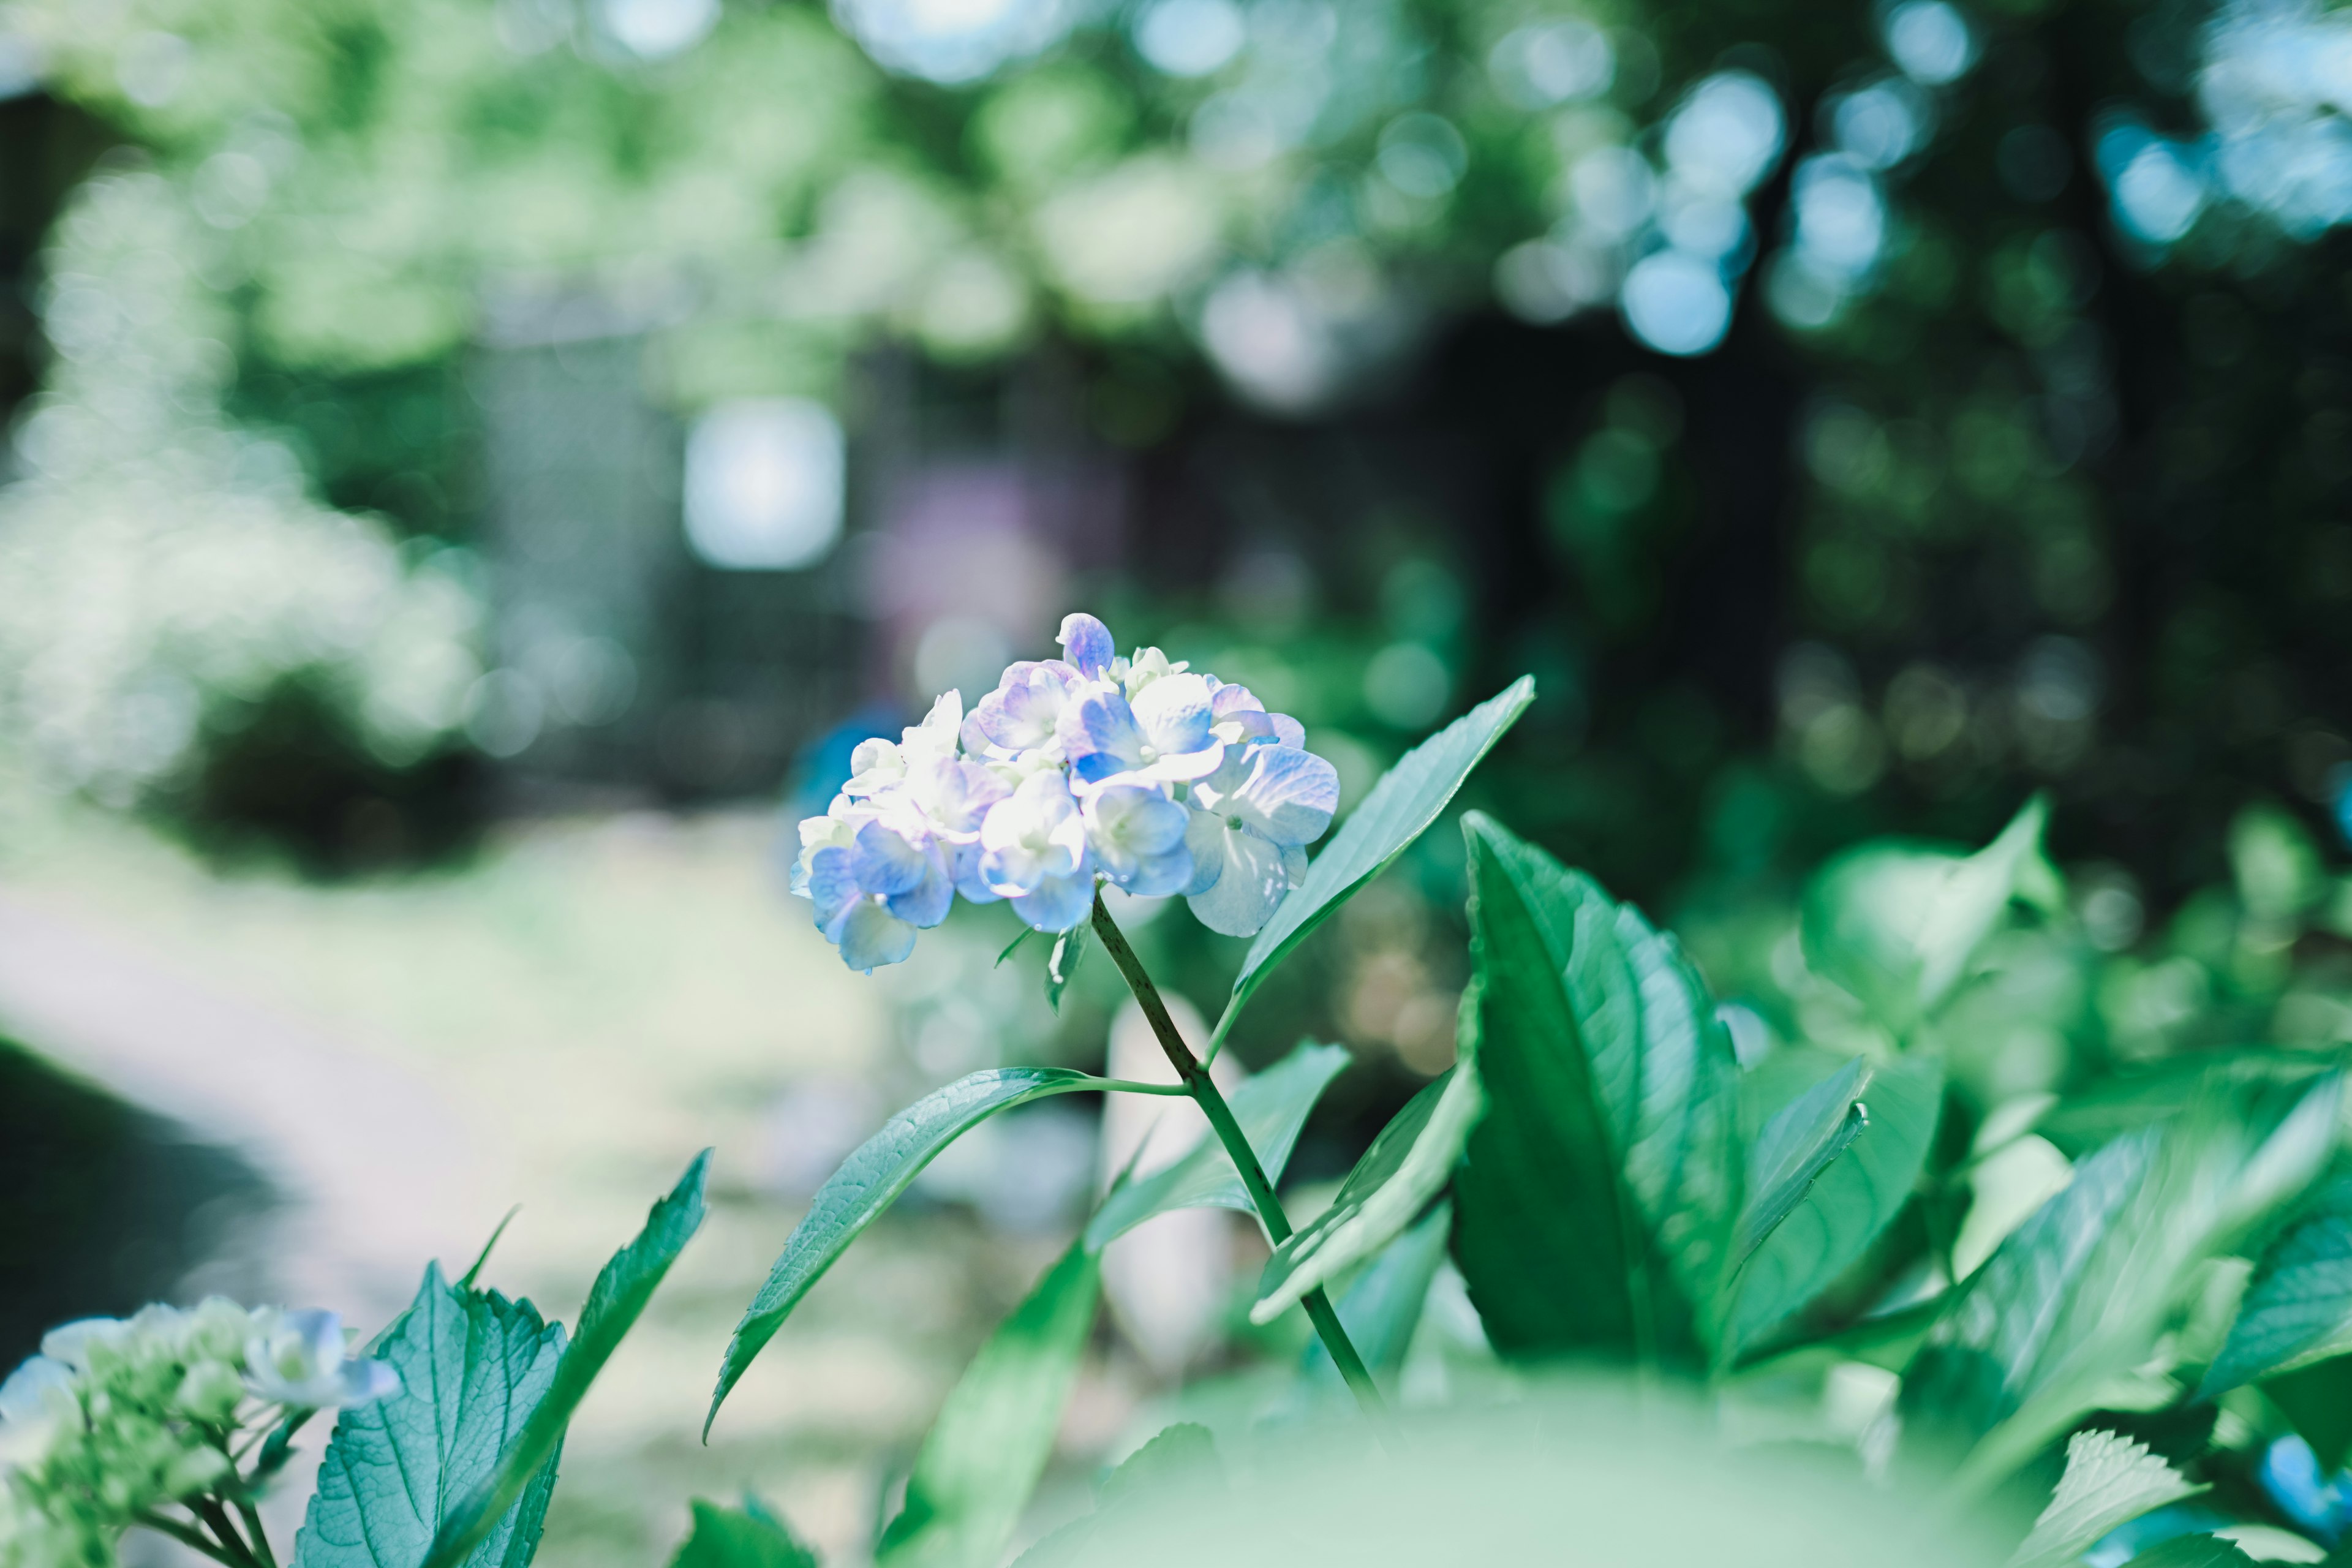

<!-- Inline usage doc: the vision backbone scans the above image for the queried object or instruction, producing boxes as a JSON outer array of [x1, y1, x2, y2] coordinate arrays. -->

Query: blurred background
[[4, 0, 2352, 1558]]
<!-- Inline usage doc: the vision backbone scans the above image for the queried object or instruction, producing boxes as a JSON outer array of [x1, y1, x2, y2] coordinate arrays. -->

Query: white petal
[[1185, 821, 1292, 937]]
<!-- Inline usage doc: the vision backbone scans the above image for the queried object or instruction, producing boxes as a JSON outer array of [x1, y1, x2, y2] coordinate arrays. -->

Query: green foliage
[[1210, 677, 1535, 1055], [1899, 1077, 2340, 1494], [875, 1242, 1102, 1568], [293, 1268, 567, 1568], [1305, 1201, 1454, 1387], [425, 1150, 711, 1568], [2124, 1540, 2258, 1568], [1728, 1056, 1943, 1356], [1449, 811, 1746, 1365], [1799, 796, 2060, 1036], [2203, 1173, 2352, 1395], [1251, 1060, 1482, 1326], [1735, 1058, 1869, 1265], [2258, 1354, 2352, 1474], [1084, 1042, 1350, 1250], [2008, 1430, 2202, 1568], [710, 1069, 1120, 1434], [666, 1500, 818, 1568]]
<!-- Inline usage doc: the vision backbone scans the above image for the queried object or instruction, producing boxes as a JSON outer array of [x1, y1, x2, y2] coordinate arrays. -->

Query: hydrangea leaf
[[1447, 813, 1742, 1366], [1800, 795, 2060, 1035], [1302, 1199, 1453, 1389], [2008, 1430, 2201, 1568], [668, 1499, 819, 1568], [1209, 676, 1534, 1055], [1252, 1055, 1483, 1325], [1730, 1056, 1944, 1357], [2124, 1539, 2258, 1568], [1735, 1058, 1869, 1264], [1901, 1076, 2340, 1496], [291, 1267, 567, 1568], [1084, 1042, 1351, 1251], [2201, 1172, 2352, 1396], [710, 1070, 1114, 1434], [875, 1241, 1101, 1568], [425, 1150, 712, 1568]]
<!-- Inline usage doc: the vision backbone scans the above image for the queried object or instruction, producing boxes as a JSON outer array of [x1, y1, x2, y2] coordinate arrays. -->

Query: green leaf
[[426, 1151, 712, 1568], [2125, 1539, 2258, 1568], [2203, 1173, 2352, 1396], [2009, 1430, 2202, 1568], [668, 1500, 818, 1568], [1305, 1199, 1452, 1387], [997, 927, 1036, 967], [1801, 795, 2059, 1033], [2261, 1353, 2352, 1474], [1447, 813, 1741, 1366], [1736, 1058, 1869, 1264], [1730, 1057, 1944, 1356], [1084, 1042, 1351, 1251], [876, 1241, 1102, 1568], [1901, 1076, 2341, 1495], [1252, 1054, 1483, 1325], [711, 1069, 1117, 1434], [1046, 924, 1087, 1013], [292, 1267, 567, 1568], [1208, 676, 1534, 1055]]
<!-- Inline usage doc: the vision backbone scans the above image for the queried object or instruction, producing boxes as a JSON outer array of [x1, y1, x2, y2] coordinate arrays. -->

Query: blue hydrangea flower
[[791, 612, 1334, 969]]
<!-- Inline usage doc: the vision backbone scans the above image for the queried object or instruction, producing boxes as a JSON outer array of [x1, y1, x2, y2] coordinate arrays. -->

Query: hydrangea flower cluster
[[0, 1300, 396, 1567], [794, 613, 1341, 971]]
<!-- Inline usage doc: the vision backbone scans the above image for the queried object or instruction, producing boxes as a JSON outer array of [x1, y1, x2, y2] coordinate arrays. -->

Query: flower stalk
[[1089, 892, 1395, 1436]]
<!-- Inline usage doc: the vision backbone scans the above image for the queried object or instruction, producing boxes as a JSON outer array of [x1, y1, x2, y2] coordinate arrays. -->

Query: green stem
[[137, 1512, 247, 1568], [236, 1501, 280, 1568], [189, 1499, 265, 1568], [1090, 893, 1396, 1436]]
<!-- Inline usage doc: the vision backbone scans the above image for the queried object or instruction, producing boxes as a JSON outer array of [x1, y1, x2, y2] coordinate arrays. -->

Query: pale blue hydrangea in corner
[[792, 612, 1341, 969]]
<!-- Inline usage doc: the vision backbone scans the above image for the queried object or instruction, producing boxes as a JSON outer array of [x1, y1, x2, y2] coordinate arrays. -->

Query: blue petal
[[1058, 612, 1116, 677], [805, 845, 862, 927], [1014, 870, 1095, 932], [836, 900, 919, 971], [885, 846, 954, 928], [1058, 687, 1148, 783], [853, 820, 930, 896]]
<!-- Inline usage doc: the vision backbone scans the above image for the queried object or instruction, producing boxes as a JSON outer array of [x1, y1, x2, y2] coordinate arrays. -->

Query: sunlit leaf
[[428, 1151, 712, 1568], [875, 1242, 1102, 1568], [1252, 1057, 1483, 1325], [2203, 1172, 2352, 1396], [1901, 1076, 2340, 1495], [1303, 1199, 1452, 1388], [293, 1267, 566, 1568], [1208, 676, 1534, 1055], [1801, 795, 2059, 1033], [2008, 1430, 2201, 1568], [1735, 1057, 1868, 1264], [1447, 813, 1741, 1366], [668, 1500, 818, 1568], [1085, 1042, 1351, 1250], [1731, 1057, 1944, 1356], [710, 1069, 1120, 1434]]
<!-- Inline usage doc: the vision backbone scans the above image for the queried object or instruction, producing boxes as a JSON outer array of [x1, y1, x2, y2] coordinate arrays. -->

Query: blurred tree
[[0, 0, 2346, 910]]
